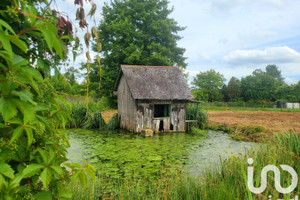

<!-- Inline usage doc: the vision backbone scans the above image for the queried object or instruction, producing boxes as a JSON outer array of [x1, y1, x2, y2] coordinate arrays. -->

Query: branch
[[17, 25, 36, 36], [17, 10, 45, 21]]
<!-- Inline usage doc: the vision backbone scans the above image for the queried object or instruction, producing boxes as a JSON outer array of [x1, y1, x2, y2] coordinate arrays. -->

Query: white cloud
[[198, 53, 211, 61], [262, 0, 285, 6], [210, 0, 250, 10], [222, 46, 300, 65]]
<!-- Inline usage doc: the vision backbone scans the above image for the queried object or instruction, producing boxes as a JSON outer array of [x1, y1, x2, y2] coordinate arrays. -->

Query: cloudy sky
[[55, 0, 300, 84]]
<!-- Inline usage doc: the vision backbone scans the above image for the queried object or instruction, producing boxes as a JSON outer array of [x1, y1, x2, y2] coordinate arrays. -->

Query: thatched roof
[[114, 65, 194, 100]]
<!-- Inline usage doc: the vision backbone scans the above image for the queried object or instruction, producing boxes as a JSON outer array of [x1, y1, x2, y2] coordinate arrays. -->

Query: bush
[[98, 96, 117, 111], [186, 105, 208, 129], [88, 102, 99, 113]]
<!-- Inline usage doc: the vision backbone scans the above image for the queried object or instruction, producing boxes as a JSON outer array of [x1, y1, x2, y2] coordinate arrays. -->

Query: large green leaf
[[40, 168, 52, 189], [9, 173, 24, 188], [50, 165, 64, 176], [22, 164, 44, 178], [78, 172, 88, 188], [84, 168, 95, 182], [0, 163, 14, 179], [40, 24, 63, 59], [41, 29, 53, 54], [25, 128, 33, 146], [6, 118, 22, 125], [58, 189, 73, 199], [38, 149, 48, 164], [52, 36, 63, 59], [9, 36, 27, 53], [0, 149, 10, 162], [33, 191, 52, 200], [14, 99, 35, 124], [11, 54, 28, 67], [11, 90, 35, 105], [10, 126, 23, 143], [0, 97, 18, 121], [22, 67, 43, 82], [0, 30, 12, 57], [0, 19, 16, 35], [0, 174, 7, 188]]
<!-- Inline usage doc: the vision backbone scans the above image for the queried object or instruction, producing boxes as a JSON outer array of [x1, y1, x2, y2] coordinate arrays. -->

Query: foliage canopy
[[95, 0, 187, 96], [0, 0, 95, 199], [192, 69, 226, 102]]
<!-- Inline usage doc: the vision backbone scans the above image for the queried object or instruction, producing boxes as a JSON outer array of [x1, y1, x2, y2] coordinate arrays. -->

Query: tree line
[[192, 65, 300, 103]]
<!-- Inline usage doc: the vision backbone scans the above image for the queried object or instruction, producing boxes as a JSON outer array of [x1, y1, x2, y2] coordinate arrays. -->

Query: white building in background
[[286, 103, 300, 109]]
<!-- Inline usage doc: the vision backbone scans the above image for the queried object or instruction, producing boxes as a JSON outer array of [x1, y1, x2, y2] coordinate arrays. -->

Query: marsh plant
[[68, 104, 118, 130]]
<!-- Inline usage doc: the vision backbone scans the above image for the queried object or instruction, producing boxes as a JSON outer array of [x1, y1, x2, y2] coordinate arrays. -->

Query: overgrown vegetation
[[0, 0, 96, 198], [72, 131, 299, 199], [207, 124, 266, 141], [68, 103, 119, 130], [186, 104, 208, 129]]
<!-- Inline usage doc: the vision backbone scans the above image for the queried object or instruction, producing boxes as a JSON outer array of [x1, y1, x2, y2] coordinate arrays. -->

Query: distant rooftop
[[114, 65, 194, 100]]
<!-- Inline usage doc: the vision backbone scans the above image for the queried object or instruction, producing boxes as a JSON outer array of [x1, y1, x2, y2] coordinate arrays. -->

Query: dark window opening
[[154, 104, 171, 118]]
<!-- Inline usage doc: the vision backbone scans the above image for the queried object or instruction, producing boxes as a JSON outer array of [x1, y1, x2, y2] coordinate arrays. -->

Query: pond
[[64, 129, 256, 179]]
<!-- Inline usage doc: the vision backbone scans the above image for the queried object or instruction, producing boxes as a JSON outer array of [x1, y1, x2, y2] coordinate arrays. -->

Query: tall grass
[[72, 131, 300, 200], [68, 103, 118, 130]]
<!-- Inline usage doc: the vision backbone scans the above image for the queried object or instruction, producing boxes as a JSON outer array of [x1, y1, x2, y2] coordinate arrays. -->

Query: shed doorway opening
[[159, 120, 164, 131], [154, 104, 171, 118]]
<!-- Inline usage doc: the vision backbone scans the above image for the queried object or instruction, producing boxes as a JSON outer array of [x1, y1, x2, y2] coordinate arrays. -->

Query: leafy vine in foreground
[[0, 0, 97, 199]]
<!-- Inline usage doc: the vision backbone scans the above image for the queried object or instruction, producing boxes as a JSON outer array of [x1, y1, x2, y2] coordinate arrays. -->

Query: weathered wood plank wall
[[135, 100, 187, 133], [117, 76, 136, 131]]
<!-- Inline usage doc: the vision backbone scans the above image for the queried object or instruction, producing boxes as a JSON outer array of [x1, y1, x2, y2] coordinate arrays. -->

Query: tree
[[241, 69, 278, 101], [64, 67, 80, 85], [266, 64, 284, 83], [226, 77, 241, 102], [95, 0, 187, 96], [192, 69, 226, 102], [241, 65, 288, 102], [294, 81, 300, 102], [0, 0, 94, 198]]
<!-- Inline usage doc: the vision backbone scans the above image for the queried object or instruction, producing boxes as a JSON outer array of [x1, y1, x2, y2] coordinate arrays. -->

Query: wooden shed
[[113, 65, 194, 133]]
